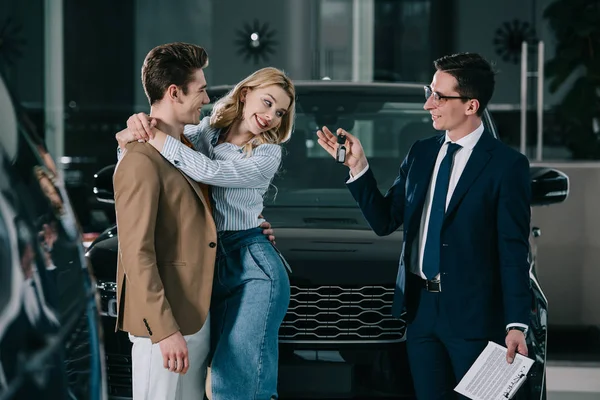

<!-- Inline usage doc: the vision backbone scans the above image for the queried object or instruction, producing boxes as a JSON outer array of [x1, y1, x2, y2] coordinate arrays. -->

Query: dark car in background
[[88, 81, 568, 399], [0, 76, 106, 399]]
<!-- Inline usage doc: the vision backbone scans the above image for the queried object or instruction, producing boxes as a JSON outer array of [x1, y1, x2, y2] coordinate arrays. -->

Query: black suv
[[87, 82, 568, 399], [0, 77, 106, 398]]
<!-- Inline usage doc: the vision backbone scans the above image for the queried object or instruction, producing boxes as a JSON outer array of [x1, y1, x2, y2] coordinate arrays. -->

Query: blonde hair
[[210, 67, 296, 155]]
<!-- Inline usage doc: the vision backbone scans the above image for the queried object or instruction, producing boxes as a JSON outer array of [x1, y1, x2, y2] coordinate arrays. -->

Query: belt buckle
[[426, 279, 441, 293]]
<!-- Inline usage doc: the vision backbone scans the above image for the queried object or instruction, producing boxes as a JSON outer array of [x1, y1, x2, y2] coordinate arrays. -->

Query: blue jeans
[[210, 227, 291, 400]]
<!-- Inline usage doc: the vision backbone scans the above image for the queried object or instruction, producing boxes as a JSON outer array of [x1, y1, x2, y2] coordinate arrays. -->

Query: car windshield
[[202, 85, 497, 214], [274, 95, 437, 207]]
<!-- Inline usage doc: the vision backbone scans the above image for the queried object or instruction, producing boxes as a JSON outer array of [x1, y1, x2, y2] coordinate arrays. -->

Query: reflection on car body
[[0, 75, 106, 400], [88, 81, 568, 399]]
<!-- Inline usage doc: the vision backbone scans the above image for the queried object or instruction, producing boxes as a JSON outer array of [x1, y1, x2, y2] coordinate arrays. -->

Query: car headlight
[[96, 279, 118, 318]]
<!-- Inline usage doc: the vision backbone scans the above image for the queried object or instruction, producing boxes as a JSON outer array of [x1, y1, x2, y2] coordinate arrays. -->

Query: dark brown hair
[[141, 42, 209, 105], [434, 52, 496, 116]]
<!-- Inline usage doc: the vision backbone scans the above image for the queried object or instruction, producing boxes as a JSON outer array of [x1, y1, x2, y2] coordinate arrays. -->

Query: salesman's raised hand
[[316, 126, 368, 177]]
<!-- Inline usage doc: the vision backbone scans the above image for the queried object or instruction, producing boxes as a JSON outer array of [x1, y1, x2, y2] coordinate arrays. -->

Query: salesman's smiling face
[[423, 70, 473, 132]]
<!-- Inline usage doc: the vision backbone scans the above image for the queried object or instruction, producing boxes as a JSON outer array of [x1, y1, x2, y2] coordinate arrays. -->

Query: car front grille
[[106, 353, 133, 398], [96, 281, 406, 348], [280, 285, 406, 343]]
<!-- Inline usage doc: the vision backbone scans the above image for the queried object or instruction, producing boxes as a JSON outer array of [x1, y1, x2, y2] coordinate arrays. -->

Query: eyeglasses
[[424, 85, 470, 106]]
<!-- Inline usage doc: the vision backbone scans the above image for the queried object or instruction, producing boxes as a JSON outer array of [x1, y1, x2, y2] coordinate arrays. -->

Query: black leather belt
[[421, 278, 441, 293]]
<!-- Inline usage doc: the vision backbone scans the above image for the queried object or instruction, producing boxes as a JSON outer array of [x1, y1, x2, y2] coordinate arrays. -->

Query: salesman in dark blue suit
[[317, 53, 531, 399]]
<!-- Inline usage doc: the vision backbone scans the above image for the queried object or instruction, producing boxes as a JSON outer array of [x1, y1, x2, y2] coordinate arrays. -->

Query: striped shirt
[[161, 117, 282, 232]]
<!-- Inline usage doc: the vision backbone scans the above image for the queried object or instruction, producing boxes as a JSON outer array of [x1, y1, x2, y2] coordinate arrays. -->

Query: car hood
[[270, 227, 403, 285], [86, 209, 404, 285]]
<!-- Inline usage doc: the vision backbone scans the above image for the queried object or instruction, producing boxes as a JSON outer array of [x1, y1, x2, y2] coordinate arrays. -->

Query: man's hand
[[316, 127, 368, 176], [127, 112, 157, 142], [259, 220, 275, 244], [158, 331, 189, 374], [505, 329, 528, 364]]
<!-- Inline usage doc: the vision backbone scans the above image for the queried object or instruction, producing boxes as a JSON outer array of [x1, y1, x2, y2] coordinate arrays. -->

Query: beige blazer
[[113, 141, 217, 344]]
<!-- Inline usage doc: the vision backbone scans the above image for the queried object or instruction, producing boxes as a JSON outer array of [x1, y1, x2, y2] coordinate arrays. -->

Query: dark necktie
[[422, 142, 462, 280]]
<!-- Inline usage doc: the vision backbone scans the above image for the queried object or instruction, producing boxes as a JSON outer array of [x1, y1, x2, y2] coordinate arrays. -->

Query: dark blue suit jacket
[[347, 131, 532, 339]]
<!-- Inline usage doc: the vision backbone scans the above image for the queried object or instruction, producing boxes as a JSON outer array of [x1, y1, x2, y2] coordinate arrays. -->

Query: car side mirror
[[93, 164, 116, 204], [530, 166, 569, 206]]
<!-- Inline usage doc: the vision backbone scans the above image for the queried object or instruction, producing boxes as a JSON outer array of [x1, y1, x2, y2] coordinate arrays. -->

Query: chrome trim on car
[[280, 285, 407, 344], [96, 280, 118, 317], [96, 280, 117, 292]]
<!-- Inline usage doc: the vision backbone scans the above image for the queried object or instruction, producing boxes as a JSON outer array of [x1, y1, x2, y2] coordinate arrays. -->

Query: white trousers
[[129, 314, 210, 400]]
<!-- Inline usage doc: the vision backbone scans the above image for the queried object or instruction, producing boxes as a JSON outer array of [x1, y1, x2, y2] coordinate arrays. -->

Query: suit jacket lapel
[[179, 172, 212, 212], [143, 143, 212, 213], [445, 131, 496, 218], [404, 135, 444, 236], [410, 135, 444, 210]]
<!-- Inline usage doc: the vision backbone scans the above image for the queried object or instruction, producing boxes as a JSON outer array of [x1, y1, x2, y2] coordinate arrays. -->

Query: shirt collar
[[211, 130, 220, 147], [444, 123, 484, 151], [181, 134, 194, 149]]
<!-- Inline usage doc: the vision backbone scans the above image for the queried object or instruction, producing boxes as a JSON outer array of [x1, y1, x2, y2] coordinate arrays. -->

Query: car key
[[336, 133, 346, 163]]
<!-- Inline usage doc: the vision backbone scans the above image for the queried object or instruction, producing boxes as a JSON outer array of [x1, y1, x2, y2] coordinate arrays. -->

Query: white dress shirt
[[416, 124, 484, 280], [162, 118, 282, 231]]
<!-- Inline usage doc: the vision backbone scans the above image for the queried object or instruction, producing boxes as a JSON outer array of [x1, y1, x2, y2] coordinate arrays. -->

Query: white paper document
[[454, 341, 534, 400]]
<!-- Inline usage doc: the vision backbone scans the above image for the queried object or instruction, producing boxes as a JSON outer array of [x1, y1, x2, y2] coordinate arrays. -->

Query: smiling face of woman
[[240, 85, 291, 137]]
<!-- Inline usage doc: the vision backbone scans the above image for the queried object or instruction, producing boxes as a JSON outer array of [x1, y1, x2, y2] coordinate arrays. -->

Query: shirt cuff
[[346, 164, 370, 184], [161, 134, 180, 163], [506, 323, 528, 333]]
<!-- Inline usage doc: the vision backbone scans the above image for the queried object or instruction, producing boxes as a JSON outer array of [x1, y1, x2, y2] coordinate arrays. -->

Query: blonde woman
[[119, 67, 295, 400]]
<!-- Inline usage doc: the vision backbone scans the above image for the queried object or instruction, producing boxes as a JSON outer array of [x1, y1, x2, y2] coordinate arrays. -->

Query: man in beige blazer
[[113, 42, 216, 400]]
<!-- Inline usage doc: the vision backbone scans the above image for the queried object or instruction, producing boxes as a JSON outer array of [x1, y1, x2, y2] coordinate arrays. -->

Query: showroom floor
[[547, 326, 600, 399], [547, 363, 600, 399]]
